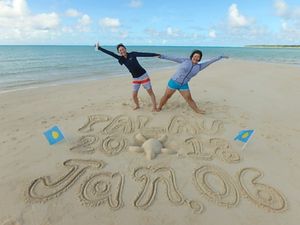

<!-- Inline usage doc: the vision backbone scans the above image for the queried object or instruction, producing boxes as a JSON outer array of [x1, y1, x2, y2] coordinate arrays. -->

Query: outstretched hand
[[94, 42, 100, 50]]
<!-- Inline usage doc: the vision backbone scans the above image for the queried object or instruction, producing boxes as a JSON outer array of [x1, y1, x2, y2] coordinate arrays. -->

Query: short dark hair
[[116, 43, 126, 51], [190, 50, 202, 60]]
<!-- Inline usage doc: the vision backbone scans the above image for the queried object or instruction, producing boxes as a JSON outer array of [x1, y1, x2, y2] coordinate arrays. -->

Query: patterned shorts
[[132, 73, 152, 92]]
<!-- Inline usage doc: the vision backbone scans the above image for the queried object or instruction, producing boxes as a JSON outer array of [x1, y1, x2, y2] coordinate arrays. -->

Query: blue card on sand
[[43, 125, 64, 145]]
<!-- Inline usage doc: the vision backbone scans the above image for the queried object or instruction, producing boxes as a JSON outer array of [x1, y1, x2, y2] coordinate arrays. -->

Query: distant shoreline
[[245, 45, 300, 48]]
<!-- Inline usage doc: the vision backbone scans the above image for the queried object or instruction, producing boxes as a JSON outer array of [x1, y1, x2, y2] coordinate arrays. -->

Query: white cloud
[[0, 0, 29, 17], [31, 13, 59, 29], [145, 27, 182, 39], [145, 28, 160, 37], [65, 8, 81, 17], [228, 4, 251, 28], [64, 9, 92, 33], [146, 27, 198, 43], [192, 33, 199, 39], [62, 26, 73, 33], [0, 0, 60, 42], [98, 17, 128, 39], [274, 0, 288, 17], [208, 30, 216, 38], [273, 0, 300, 41], [166, 27, 180, 37], [274, 0, 300, 19], [279, 21, 300, 41], [76, 14, 91, 32], [129, 0, 142, 8], [79, 14, 91, 26], [99, 17, 121, 28]]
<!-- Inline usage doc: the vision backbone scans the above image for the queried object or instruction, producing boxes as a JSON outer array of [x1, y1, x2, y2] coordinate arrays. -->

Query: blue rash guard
[[98, 46, 159, 78], [160, 55, 225, 85]]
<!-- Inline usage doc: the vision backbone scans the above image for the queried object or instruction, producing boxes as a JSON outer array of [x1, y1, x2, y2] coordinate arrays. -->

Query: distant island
[[245, 45, 300, 48]]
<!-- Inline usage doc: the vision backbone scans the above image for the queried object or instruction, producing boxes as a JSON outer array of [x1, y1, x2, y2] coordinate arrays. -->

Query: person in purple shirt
[[158, 50, 228, 114], [95, 42, 160, 111]]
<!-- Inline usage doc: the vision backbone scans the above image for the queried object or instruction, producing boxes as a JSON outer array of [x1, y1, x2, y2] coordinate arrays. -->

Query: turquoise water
[[1, 45, 300, 92]]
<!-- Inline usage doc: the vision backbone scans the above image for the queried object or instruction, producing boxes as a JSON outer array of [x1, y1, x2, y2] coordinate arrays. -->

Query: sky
[[0, 0, 300, 46]]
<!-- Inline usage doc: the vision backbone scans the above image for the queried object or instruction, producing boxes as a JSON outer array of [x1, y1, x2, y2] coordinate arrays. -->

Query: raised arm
[[131, 51, 160, 57], [95, 42, 120, 60], [159, 54, 188, 63], [199, 56, 228, 70]]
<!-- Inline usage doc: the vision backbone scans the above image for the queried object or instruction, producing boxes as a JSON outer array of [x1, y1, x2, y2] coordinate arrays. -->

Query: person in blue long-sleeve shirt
[[95, 42, 160, 111], [158, 50, 228, 114]]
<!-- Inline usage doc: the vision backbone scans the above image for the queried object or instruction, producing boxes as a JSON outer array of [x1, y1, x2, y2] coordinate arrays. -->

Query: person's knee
[[147, 89, 155, 96]]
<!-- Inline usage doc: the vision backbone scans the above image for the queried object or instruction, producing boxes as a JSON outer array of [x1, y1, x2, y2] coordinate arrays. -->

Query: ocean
[[1, 45, 300, 92]]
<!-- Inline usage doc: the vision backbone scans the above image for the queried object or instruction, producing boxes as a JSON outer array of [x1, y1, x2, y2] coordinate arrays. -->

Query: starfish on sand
[[129, 133, 177, 160]]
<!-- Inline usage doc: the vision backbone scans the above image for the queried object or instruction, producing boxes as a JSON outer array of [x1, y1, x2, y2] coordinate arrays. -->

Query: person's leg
[[132, 82, 141, 110], [157, 88, 176, 111], [145, 88, 158, 112], [179, 90, 205, 114], [132, 91, 140, 110], [142, 78, 157, 112]]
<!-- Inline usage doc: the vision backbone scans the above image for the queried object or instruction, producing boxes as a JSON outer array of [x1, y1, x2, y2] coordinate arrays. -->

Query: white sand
[[0, 59, 299, 225]]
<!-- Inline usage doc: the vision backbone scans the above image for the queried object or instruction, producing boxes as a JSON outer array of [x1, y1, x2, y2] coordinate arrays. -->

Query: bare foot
[[152, 108, 158, 112], [133, 106, 140, 110], [157, 107, 162, 112], [196, 109, 206, 114]]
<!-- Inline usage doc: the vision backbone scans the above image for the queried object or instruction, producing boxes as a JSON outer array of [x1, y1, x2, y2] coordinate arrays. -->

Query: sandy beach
[[0, 59, 299, 225]]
